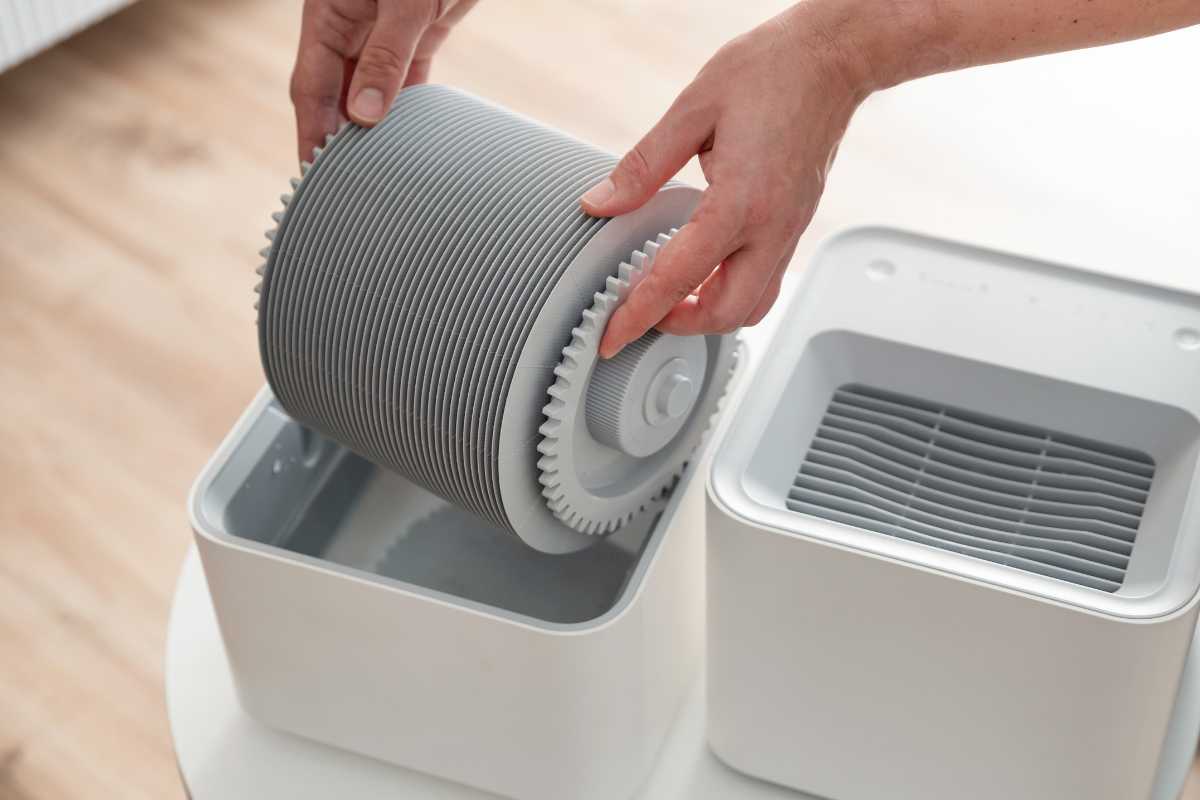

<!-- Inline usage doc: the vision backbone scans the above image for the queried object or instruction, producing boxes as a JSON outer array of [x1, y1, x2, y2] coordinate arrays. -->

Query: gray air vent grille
[[788, 384, 1155, 592]]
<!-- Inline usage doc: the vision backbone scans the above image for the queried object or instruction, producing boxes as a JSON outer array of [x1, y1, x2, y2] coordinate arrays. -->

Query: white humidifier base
[[168, 306, 1200, 799], [166, 520, 1200, 800]]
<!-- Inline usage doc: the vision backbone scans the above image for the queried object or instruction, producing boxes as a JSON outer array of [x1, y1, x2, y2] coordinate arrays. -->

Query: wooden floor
[[0, 1, 1196, 798]]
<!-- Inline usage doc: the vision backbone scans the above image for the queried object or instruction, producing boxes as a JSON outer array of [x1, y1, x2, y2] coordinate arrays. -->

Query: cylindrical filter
[[257, 85, 735, 553]]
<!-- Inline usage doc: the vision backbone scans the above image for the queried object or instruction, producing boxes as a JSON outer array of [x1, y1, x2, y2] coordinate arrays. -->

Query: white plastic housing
[[706, 228, 1200, 800], [190, 386, 712, 800], [0, 1, 134, 72]]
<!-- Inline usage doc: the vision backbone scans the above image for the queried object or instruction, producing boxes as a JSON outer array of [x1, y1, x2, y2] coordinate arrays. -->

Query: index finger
[[290, 34, 349, 164], [598, 191, 742, 358], [290, 1, 364, 164]]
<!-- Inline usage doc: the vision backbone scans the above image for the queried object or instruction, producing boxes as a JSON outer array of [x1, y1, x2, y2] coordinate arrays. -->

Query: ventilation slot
[[788, 384, 1155, 592]]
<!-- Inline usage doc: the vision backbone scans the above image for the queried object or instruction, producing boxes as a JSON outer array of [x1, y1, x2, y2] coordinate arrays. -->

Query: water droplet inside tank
[[865, 259, 896, 281], [1174, 327, 1200, 351]]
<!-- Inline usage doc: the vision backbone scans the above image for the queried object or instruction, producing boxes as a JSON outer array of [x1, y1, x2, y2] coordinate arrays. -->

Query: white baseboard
[[0, 0, 137, 72]]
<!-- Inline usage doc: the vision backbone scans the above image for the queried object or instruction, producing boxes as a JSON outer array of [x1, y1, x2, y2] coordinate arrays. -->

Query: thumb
[[581, 93, 712, 217], [346, 3, 434, 125]]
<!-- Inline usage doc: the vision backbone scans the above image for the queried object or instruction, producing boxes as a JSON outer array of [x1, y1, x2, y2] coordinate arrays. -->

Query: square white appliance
[[707, 227, 1200, 800]]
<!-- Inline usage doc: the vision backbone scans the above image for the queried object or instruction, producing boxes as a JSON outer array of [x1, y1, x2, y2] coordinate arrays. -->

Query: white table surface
[[167, 24, 1200, 800]]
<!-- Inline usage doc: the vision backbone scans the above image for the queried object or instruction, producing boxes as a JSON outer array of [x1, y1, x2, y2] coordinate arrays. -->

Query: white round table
[[168, 24, 1200, 799]]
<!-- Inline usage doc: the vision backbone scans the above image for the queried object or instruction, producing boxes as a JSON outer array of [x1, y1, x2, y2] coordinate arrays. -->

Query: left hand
[[289, 0, 479, 164]]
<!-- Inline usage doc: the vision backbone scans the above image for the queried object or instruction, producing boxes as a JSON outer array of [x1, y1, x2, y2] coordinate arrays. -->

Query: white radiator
[[0, 0, 136, 72]]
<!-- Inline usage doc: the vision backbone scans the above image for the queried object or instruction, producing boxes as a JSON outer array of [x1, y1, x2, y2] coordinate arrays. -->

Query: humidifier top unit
[[710, 227, 1200, 620]]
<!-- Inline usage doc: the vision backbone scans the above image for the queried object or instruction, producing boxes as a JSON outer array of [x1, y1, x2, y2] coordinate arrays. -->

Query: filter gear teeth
[[256, 132, 338, 313], [536, 230, 737, 535]]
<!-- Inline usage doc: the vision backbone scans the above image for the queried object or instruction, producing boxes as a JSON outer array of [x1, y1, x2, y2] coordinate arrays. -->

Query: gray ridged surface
[[260, 86, 620, 533], [586, 331, 661, 450], [259, 85, 710, 552], [789, 384, 1155, 592]]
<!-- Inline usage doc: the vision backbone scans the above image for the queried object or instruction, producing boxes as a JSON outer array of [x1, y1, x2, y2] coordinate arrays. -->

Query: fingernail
[[351, 88, 385, 122], [581, 178, 615, 209]]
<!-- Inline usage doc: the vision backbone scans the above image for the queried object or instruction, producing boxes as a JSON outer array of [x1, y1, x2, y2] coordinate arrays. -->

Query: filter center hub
[[647, 360, 695, 424], [586, 332, 708, 458]]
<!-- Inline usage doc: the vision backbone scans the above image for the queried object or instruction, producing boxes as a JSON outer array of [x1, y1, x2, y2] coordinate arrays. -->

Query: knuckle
[[357, 43, 408, 81], [704, 190, 746, 225], [669, 84, 714, 128], [744, 279, 783, 328], [710, 289, 759, 333], [708, 34, 752, 73], [690, 198, 732, 237], [692, 199, 746, 250], [708, 43, 735, 71], [711, 310, 744, 334], [289, 74, 335, 110], [315, 4, 361, 54], [418, 0, 444, 25], [616, 144, 654, 189], [290, 76, 337, 110], [666, 282, 693, 306], [746, 302, 774, 328], [642, 273, 684, 307]]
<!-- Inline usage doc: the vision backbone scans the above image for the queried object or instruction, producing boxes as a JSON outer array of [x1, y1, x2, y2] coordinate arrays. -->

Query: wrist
[[784, 0, 961, 95]]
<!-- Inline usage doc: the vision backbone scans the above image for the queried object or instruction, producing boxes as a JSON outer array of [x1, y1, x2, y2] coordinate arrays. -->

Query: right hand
[[580, 4, 871, 358], [290, 0, 478, 163]]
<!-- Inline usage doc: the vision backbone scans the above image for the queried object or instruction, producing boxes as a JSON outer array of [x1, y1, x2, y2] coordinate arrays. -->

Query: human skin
[[289, 0, 478, 163], [289, 0, 1200, 357]]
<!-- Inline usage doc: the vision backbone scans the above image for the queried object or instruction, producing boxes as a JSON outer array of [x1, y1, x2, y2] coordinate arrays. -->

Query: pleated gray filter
[[256, 85, 736, 553]]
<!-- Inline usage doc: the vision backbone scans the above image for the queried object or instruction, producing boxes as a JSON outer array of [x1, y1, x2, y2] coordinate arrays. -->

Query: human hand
[[581, 4, 872, 358], [290, 0, 478, 163]]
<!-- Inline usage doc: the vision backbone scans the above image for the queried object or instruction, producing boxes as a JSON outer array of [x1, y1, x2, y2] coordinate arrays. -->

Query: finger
[[404, 57, 433, 86], [657, 244, 780, 336], [743, 236, 797, 326], [346, 2, 433, 125], [291, 21, 351, 163], [598, 192, 740, 357], [580, 90, 714, 218], [401, 1, 481, 91], [744, 263, 786, 327], [404, 21, 447, 86], [439, 0, 481, 27], [338, 56, 355, 118]]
